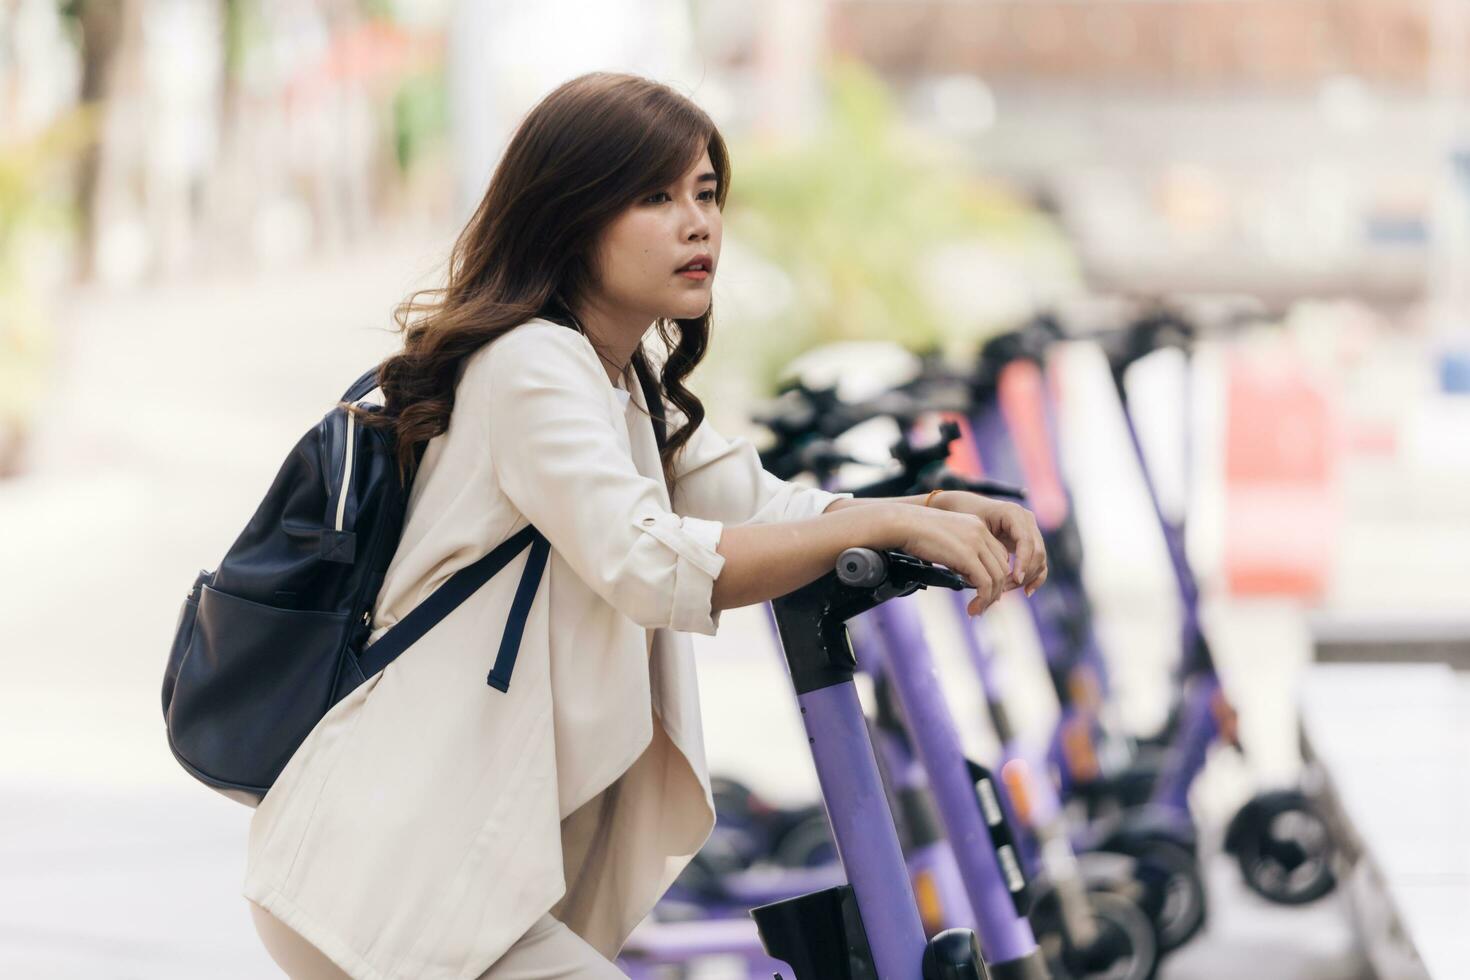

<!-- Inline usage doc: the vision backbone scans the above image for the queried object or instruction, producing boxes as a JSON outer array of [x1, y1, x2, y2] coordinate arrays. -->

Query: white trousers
[[248, 900, 625, 979]]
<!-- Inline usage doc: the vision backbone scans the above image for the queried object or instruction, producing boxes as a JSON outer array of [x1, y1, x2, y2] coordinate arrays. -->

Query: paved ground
[[0, 225, 1393, 977]]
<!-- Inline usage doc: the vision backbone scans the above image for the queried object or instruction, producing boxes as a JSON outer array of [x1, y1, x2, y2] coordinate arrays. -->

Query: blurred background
[[3, 0, 1469, 977]]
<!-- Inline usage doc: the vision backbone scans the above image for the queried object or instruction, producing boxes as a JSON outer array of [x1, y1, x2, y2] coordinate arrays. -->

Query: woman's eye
[[643, 190, 717, 204]]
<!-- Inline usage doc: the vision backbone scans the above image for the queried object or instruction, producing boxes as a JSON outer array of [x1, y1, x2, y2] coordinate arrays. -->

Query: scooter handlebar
[[1097, 312, 1197, 375], [930, 471, 1029, 502], [836, 548, 889, 588], [836, 548, 971, 592]]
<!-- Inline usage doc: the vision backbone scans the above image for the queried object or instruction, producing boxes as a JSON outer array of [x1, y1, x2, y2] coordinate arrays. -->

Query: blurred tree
[[0, 108, 94, 477], [59, 0, 126, 281], [391, 66, 447, 175], [725, 58, 1070, 387]]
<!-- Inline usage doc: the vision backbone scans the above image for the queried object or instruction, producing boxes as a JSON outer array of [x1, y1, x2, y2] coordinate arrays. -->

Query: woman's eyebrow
[[694, 172, 718, 183]]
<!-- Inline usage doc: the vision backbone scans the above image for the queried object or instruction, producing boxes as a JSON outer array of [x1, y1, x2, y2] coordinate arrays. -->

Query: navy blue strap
[[633, 357, 667, 449], [486, 530, 550, 692], [343, 365, 381, 403], [357, 525, 542, 679]]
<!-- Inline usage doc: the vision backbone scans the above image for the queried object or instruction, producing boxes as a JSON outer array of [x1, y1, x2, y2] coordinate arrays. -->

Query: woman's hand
[[888, 493, 1048, 616], [711, 493, 1047, 618]]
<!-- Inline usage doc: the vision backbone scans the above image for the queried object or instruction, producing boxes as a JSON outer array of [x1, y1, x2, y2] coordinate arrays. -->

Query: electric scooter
[[761, 397, 1165, 977], [968, 310, 1335, 911], [763, 372, 1208, 954], [1095, 310, 1338, 906], [758, 544, 1046, 978]]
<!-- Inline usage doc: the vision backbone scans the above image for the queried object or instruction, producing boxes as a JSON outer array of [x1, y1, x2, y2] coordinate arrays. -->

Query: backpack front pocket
[[160, 571, 207, 716], [165, 584, 350, 793]]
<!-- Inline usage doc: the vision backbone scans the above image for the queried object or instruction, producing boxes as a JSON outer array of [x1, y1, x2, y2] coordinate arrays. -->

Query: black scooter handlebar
[[930, 471, 1028, 502], [836, 548, 971, 592], [1098, 312, 1196, 376]]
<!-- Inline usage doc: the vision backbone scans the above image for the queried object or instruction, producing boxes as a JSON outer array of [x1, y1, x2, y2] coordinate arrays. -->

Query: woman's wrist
[[823, 492, 951, 546], [871, 501, 918, 551], [931, 489, 1005, 516]]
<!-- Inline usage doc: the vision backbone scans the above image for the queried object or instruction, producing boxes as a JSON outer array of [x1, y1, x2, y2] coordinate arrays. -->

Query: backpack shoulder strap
[[343, 365, 381, 403], [356, 525, 543, 679], [633, 357, 667, 449]]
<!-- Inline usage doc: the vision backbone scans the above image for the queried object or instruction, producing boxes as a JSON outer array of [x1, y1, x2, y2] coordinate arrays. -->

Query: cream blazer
[[242, 318, 848, 980]]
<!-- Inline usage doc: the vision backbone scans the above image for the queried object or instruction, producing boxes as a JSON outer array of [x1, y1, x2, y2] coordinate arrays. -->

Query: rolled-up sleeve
[[483, 325, 726, 634], [636, 511, 726, 632], [671, 411, 854, 526]]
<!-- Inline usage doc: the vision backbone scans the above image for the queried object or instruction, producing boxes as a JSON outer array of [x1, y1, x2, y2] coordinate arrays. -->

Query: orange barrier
[[1223, 351, 1339, 598]]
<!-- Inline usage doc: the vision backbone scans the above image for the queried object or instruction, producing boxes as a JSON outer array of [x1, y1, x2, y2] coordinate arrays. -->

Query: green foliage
[[725, 59, 1064, 387], [392, 67, 448, 173], [0, 106, 96, 431], [222, 0, 257, 82], [0, 108, 92, 258], [359, 0, 399, 21]]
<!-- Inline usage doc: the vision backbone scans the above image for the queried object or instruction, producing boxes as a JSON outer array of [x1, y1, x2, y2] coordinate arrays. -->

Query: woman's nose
[[682, 203, 710, 240]]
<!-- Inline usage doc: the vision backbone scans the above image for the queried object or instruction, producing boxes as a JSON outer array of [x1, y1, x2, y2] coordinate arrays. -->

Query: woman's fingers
[[986, 535, 1019, 593], [974, 534, 1010, 605], [949, 540, 996, 614], [998, 504, 1047, 591], [966, 559, 1000, 614], [1025, 562, 1049, 597], [1007, 516, 1036, 586], [963, 557, 995, 607], [909, 506, 1038, 616], [966, 510, 1045, 613]]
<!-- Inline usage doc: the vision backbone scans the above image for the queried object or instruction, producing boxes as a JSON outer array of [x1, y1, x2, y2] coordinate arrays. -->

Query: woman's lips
[[675, 255, 713, 280]]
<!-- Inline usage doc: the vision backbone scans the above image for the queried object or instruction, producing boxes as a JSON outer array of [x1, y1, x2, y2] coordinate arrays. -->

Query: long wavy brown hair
[[345, 72, 730, 489]]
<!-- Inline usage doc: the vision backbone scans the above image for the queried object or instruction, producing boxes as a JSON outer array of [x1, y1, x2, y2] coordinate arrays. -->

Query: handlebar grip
[[836, 548, 888, 588], [836, 548, 972, 593]]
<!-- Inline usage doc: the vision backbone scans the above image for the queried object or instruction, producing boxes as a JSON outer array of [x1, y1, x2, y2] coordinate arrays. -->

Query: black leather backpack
[[162, 358, 668, 805]]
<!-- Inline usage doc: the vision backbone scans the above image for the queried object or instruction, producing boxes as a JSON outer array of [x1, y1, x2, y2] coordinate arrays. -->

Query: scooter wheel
[[1233, 795, 1336, 905], [710, 775, 760, 821], [1129, 840, 1207, 952], [1075, 758, 1164, 821], [706, 776, 780, 869], [1042, 890, 1160, 980], [770, 810, 837, 869]]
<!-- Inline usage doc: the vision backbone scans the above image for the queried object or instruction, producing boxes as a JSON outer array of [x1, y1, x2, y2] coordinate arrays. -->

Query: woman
[[244, 72, 1046, 979]]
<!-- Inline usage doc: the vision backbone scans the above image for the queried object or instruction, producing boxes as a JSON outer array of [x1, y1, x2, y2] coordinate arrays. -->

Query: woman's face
[[589, 149, 722, 323]]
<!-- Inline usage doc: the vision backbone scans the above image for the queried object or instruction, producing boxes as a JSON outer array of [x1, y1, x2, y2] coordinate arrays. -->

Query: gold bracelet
[[924, 488, 944, 508]]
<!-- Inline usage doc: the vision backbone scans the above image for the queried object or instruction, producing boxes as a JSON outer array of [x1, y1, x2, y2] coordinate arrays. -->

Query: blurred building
[[836, 0, 1429, 87], [831, 0, 1467, 313]]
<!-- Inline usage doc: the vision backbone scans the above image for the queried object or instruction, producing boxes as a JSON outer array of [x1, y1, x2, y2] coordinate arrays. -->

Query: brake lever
[[931, 471, 1029, 502]]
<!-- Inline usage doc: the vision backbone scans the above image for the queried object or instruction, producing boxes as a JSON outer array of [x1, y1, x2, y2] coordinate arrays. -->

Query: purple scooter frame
[[1122, 386, 1220, 815], [966, 373, 1129, 800], [621, 590, 980, 977], [868, 596, 1038, 966], [848, 612, 980, 935], [1100, 313, 1337, 906], [756, 548, 1046, 979]]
